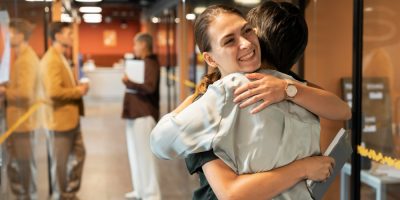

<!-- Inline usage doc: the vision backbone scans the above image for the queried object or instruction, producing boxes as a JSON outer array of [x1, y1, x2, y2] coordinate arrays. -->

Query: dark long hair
[[247, 1, 308, 73], [193, 5, 244, 98]]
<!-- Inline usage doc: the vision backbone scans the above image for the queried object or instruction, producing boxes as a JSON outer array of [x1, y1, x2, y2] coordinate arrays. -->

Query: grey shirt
[[151, 69, 320, 200]]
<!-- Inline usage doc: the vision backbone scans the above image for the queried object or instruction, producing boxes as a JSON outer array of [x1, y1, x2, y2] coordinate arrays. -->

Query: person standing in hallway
[[4, 18, 40, 200], [122, 33, 161, 200], [40, 22, 88, 200]]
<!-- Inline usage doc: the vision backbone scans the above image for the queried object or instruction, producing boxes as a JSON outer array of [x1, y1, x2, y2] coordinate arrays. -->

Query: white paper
[[0, 11, 10, 84], [125, 59, 144, 84], [324, 128, 346, 156]]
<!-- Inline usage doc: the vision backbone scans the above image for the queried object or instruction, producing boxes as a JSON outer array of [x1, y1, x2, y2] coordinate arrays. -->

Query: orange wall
[[305, 0, 353, 199], [79, 21, 140, 66], [29, 20, 45, 57], [26, 20, 141, 66]]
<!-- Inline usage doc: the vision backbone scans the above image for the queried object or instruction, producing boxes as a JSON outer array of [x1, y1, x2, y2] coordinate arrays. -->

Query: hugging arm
[[203, 156, 335, 200], [234, 73, 351, 120], [150, 84, 225, 159]]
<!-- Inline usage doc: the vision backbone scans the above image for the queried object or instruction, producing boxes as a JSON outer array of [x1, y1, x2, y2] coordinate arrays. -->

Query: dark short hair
[[9, 18, 34, 41], [135, 33, 153, 53], [194, 4, 244, 53], [49, 22, 71, 41], [247, 1, 308, 73]]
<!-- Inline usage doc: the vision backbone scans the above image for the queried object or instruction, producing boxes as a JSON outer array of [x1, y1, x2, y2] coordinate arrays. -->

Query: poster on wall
[[103, 30, 117, 47], [0, 11, 10, 84]]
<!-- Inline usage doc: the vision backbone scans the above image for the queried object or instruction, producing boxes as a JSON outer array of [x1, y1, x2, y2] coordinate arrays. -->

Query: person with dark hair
[[151, 3, 350, 200], [122, 32, 161, 200], [4, 18, 40, 200], [40, 21, 88, 200], [234, 1, 349, 119]]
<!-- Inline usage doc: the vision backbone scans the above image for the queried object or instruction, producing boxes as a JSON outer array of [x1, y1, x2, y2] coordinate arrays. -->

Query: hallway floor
[[77, 98, 197, 200]]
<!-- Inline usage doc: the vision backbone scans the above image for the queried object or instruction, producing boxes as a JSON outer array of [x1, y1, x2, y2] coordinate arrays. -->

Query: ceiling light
[[83, 13, 102, 23], [151, 17, 160, 24], [25, 0, 53, 2], [186, 13, 196, 21], [234, 0, 260, 5], [194, 6, 206, 14], [175, 18, 180, 23], [75, 0, 102, 2], [79, 6, 102, 13]]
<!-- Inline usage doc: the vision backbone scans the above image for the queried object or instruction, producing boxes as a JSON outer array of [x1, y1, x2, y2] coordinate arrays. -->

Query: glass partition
[[358, 0, 400, 199]]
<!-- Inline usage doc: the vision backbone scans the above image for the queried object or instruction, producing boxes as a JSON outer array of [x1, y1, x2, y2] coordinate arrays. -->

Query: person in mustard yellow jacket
[[40, 22, 88, 200], [4, 18, 40, 200]]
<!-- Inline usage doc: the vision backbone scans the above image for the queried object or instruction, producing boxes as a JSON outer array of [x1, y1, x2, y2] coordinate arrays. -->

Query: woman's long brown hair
[[192, 5, 244, 98]]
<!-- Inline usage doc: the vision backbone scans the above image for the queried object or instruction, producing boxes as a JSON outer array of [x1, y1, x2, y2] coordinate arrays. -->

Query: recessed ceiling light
[[151, 17, 160, 24], [83, 13, 102, 23], [25, 0, 53, 2], [79, 6, 102, 13], [234, 0, 260, 5], [194, 6, 206, 14], [75, 0, 102, 2], [186, 13, 196, 21]]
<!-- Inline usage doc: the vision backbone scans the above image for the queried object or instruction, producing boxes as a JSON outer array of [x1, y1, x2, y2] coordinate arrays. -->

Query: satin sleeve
[[150, 82, 226, 160]]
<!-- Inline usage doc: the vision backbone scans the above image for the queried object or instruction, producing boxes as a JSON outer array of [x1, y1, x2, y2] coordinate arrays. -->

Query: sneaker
[[125, 191, 140, 199]]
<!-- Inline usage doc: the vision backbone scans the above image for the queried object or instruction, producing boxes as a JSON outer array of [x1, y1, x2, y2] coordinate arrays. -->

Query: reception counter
[[84, 67, 125, 100]]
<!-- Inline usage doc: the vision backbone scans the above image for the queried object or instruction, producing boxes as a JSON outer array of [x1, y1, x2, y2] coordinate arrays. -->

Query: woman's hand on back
[[233, 73, 286, 114]]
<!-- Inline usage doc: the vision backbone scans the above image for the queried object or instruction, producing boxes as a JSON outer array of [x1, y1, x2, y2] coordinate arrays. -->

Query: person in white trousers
[[122, 33, 161, 200]]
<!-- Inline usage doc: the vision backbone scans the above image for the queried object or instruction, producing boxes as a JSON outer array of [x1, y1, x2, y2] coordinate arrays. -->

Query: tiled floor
[[2, 99, 197, 200], [77, 98, 197, 200]]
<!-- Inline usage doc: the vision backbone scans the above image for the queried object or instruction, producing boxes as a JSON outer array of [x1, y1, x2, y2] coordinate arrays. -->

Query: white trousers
[[126, 116, 161, 200]]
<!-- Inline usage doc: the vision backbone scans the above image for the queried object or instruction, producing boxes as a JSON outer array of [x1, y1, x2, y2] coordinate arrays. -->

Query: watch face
[[287, 85, 297, 97]]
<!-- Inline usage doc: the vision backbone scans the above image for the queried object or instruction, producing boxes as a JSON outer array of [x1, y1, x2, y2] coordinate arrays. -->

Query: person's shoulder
[[218, 72, 250, 90], [41, 48, 60, 62], [23, 46, 40, 63], [144, 54, 159, 62], [258, 69, 292, 79], [287, 70, 306, 82], [144, 54, 160, 67]]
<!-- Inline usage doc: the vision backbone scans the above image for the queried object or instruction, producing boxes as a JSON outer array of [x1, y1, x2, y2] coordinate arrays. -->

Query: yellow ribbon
[[0, 101, 45, 144], [358, 145, 400, 170], [161, 71, 196, 89]]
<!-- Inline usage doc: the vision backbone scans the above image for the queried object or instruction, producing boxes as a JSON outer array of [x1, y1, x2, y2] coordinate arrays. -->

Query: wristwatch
[[285, 79, 298, 100]]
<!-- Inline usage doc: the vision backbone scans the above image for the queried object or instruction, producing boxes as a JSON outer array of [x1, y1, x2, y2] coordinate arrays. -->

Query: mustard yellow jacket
[[6, 45, 40, 132], [40, 47, 83, 132]]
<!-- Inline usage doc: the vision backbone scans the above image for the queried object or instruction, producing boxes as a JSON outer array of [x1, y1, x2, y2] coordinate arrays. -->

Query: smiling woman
[[201, 13, 261, 77]]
